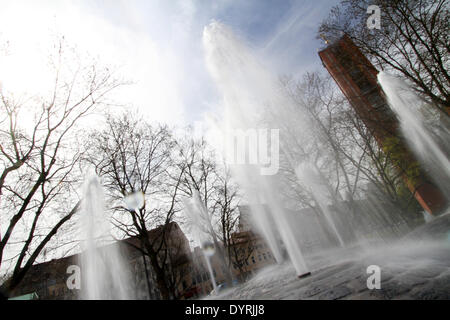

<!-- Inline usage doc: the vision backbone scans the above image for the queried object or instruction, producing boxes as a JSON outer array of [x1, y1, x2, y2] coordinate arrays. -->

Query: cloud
[[0, 0, 339, 128], [261, 0, 341, 77], [0, 0, 187, 125]]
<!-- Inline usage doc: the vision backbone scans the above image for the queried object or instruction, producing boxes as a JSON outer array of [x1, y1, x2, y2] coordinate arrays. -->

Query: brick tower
[[318, 35, 447, 215]]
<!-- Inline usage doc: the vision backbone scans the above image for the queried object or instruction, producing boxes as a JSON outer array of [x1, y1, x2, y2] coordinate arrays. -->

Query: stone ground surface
[[212, 214, 450, 300]]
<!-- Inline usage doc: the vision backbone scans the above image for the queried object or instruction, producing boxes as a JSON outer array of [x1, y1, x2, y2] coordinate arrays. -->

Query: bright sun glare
[[0, 1, 185, 125]]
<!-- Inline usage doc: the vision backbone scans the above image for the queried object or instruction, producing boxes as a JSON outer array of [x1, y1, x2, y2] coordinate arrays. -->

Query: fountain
[[295, 163, 345, 247], [200, 22, 450, 300], [203, 21, 314, 278], [204, 21, 390, 278], [378, 72, 450, 200], [202, 19, 450, 280], [183, 192, 219, 294], [78, 172, 133, 300], [202, 241, 219, 295], [71, 23, 449, 301]]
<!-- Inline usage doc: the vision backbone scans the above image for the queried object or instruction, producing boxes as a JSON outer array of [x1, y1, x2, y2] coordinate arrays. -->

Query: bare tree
[[164, 231, 192, 299], [176, 135, 239, 286], [319, 0, 450, 113], [88, 112, 186, 299], [280, 72, 420, 232], [0, 39, 123, 293], [212, 165, 242, 277], [227, 231, 256, 281]]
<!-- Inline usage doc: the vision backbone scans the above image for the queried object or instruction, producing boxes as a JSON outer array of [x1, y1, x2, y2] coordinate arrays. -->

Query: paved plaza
[[214, 214, 450, 300]]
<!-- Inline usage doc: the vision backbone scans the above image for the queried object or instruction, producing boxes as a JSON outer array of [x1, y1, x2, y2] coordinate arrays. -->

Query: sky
[[0, 0, 340, 126], [0, 0, 345, 265]]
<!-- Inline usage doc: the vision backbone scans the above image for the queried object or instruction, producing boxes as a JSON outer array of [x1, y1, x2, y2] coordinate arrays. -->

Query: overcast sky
[[0, 0, 340, 126]]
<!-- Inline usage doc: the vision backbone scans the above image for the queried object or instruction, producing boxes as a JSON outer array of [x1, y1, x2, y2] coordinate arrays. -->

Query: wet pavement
[[214, 214, 450, 300]]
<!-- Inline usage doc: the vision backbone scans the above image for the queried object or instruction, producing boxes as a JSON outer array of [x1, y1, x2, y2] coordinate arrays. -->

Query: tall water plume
[[203, 21, 310, 276], [378, 72, 450, 203], [202, 21, 419, 278], [79, 173, 132, 299], [183, 191, 219, 293], [295, 162, 345, 247]]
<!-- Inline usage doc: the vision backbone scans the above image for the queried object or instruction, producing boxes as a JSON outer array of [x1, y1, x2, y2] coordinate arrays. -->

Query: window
[[263, 253, 267, 260], [251, 256, 256, 264]]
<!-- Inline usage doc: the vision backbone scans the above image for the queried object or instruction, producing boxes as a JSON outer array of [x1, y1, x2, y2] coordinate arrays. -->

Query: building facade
[[2, 222, 192, 300]]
